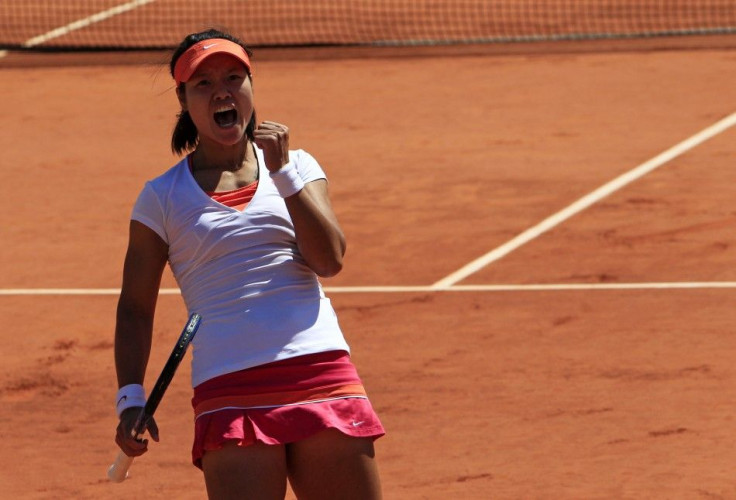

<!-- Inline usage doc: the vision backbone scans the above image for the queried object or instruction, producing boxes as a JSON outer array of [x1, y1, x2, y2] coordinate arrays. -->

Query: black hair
[[169, 28, 256, 156]]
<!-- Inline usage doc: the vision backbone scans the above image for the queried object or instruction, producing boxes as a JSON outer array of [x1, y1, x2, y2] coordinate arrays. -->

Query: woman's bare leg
[[287, 429, 382, 500], [201, 441, 288, 500]]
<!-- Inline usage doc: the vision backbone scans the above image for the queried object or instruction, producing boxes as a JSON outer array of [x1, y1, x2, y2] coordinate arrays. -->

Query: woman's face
[[179, 52, 254, 148]]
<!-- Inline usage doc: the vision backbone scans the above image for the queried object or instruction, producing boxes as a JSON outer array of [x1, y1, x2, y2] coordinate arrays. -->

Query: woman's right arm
[[114, 220, 169, 456]]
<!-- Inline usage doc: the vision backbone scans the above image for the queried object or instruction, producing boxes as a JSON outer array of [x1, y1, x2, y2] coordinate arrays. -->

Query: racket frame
[[107, 312, 202, 482]]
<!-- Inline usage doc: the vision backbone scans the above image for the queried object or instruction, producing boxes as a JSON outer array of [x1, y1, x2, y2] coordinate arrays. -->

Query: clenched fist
[[253, 121, 290, 172]]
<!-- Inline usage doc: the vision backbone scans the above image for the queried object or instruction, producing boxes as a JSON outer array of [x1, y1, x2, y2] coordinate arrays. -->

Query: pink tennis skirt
[[191, 350, 385, 468]]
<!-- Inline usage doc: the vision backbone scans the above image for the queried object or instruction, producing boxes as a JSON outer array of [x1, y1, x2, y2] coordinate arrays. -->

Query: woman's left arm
[[254, 121, 346, 277], [285, 179, 346, 277]]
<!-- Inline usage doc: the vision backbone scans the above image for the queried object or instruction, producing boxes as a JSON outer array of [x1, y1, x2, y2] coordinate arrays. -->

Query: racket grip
[[107, 451, 134, 482]]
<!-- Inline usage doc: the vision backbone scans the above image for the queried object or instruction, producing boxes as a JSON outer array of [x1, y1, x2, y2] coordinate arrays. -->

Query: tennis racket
[[108, 312, 202, 483]]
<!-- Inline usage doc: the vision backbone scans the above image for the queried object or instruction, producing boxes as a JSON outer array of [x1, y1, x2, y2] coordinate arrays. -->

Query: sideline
[[431, 112, 736, 288], [22, 0, 156, 47]]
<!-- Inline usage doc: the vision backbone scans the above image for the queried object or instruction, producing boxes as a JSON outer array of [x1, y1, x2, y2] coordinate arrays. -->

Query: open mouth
[[213, 107, 238, 128]]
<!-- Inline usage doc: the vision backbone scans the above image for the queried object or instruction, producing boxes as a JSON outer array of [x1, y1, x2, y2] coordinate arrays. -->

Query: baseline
[[2, 282, 736, 295]]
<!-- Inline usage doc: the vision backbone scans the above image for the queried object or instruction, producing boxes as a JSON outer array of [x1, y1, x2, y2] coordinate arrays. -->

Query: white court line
[[445, 282, 736, 291], [22, 0, 155, 47], [432, 111, 736, 289], [2, 282, 736, 295]]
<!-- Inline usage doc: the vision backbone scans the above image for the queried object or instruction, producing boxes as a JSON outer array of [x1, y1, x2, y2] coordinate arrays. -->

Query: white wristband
[[115, 384, 146, 418], [270, 162, 305, 198]]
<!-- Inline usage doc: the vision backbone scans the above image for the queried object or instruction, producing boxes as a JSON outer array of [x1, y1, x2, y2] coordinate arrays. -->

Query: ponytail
[[171, 109, 197, 155]]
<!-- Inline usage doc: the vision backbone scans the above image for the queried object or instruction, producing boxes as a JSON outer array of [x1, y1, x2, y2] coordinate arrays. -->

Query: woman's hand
[[115, 407, 159, 457], [253, 121, 290, 172]]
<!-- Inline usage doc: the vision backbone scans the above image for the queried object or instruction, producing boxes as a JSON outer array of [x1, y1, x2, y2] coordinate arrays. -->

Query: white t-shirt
[[131, 147, 350, 387]]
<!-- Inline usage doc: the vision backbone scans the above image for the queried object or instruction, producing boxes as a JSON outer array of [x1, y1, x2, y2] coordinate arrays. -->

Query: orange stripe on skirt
[[194, 383, 368, 417]]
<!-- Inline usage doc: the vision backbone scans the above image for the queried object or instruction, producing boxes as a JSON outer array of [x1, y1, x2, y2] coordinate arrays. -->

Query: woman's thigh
[[287, 429, 382, 500], [201, 441, 288, 500]]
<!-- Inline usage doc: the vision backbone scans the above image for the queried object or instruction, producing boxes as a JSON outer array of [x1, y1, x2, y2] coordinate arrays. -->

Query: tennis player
[[113, 28, 384, 499]]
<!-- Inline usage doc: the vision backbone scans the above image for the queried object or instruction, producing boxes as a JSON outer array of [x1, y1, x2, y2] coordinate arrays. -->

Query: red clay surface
[[2, 46, 736, 499]]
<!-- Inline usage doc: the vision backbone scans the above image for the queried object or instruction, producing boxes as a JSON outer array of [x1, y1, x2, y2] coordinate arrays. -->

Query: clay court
[[3, 2, 736, 499]]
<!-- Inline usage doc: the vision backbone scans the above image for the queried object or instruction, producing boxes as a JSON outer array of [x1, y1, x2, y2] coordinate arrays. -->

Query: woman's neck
[[189, 140, 259, 192], [191, 140, 252, 172]]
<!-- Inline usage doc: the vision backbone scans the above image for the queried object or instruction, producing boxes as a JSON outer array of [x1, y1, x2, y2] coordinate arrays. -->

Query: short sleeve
[[292, 149, 327, 184], [131, 182, 168, 244]]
